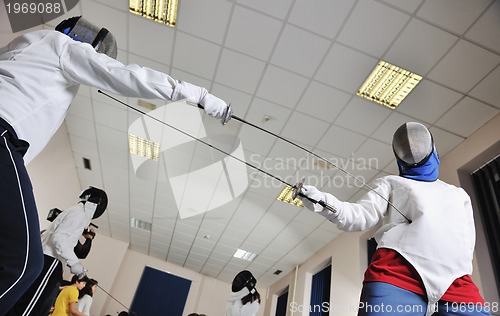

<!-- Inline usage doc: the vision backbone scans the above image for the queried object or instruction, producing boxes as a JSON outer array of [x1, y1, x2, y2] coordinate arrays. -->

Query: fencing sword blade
[[187, 100, 411, 223], [99, 90, 411, 223], [96, 283, 130, 311]]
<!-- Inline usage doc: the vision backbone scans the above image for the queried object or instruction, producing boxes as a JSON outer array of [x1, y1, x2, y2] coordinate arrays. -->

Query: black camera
[[46, 208, 62, 222], [82, 227, 96, 238]]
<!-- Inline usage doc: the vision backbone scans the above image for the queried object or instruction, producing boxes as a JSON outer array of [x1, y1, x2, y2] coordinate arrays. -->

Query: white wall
[[27, 123, 81, 231], [88, 241, 266, 316], [265, 230, 369, 316]]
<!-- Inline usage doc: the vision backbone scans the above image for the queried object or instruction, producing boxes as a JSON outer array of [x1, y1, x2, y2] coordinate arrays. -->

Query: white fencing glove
[[171, 81, 228, 119], [300, 185, 327, 213], [70, 262, 87, 278]]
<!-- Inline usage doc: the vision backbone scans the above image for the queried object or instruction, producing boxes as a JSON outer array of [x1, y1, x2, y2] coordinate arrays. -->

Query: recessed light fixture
[[137, 99, 157, 110], [357, 61, 422, 109], [131, 218, 152, 231], [129, 134, 160, 161], [276, 185, 304, 207], [233, 248, 257, 261], [129, 0, 179, 27]]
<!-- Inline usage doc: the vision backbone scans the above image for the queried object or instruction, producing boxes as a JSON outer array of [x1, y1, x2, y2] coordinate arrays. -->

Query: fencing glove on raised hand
[[171, 81, 228, 119], [299, 185, 327, 213]]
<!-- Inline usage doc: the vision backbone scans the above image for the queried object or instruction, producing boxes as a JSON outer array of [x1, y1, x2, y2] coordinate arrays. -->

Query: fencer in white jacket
[[300, 122, 491, 316], [226, 271, 261, 316], [6, 187, 107, 316], [0, 16, 229, 315]]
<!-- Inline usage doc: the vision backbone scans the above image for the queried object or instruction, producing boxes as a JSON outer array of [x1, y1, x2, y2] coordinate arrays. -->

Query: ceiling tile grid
[[6, 0, 496, 287]]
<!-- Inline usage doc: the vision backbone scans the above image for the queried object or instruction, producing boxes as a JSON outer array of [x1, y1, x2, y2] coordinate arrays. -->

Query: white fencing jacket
[[0, 30, 178, 163], [316, 175, 476, 311], [41, 203, 95, 268], [226, 288, 260, 316]]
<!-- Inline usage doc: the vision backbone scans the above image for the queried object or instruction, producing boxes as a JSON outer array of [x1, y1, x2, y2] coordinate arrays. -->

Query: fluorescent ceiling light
[[357, 61, 422, 109], [129, 134, 160, 161], [276, 185, 304, 207], [131, 218, 152, 231], [129, 0, 178, 27], [233, 248, 257, 261]]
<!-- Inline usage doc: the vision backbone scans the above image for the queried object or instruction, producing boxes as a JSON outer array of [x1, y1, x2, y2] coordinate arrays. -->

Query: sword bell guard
[[221, 103, 232, 125], [292, 178, 305, 200]]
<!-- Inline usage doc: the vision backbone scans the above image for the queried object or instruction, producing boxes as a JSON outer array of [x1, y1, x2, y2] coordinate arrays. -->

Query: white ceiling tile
[[435, 97, 499, 138], [225, 6, 282, 61], [427, 39, 500, 93], [335, 97, 392, 136], [78, 171, 104, 190], [92, 0, 128, 11], [95, 124, 128, 151], [245, 98, 292, 134], [98, 146, 128, 170], [271, 25, 331, 77], [128, 14, 174, 63], [384, 19, 458, 75], [211, 84, 253, 117], [93, 101, 128, 131], [469, 65, 500, 109], [383, 159, 399, 175], [215, 49, 266, 94], [315, 43, 378, 93], [266, 138, 311, 168], [428, 126, 465, 157], [256, 65, 309, 108], [337, 0, 410, 57], [177, 0, 232, 44], [397, 80, 464, 124], [68, 95, 92, 119], [316, 125, 367, 158], [81, 1, 128, 51], [65, 115, 97, 141], [237, 0, 293, 20], [289, 0, 356, 39], [371, 112, 417, 144], [417, 0, 492, 35], [353, 139, 394, 171], [68, 135, 99, 158], [465, 0, 500, 53], [280, 112, 329, 146], [296, 81, 351, 123], [378, 0, 424, 14], [173, 32, 221, 80], [101, 163, 128, 184]]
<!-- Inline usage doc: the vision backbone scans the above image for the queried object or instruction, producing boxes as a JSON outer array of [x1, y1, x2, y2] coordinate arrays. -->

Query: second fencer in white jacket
[[299, 122, 490, 316]]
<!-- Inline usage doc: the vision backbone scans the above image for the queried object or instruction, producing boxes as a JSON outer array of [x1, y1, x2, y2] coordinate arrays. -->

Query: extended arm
[[300, 178, 391, 231]]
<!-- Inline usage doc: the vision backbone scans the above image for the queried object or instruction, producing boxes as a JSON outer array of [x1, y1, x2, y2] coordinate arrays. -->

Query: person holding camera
[[6, 187, 107, 316]]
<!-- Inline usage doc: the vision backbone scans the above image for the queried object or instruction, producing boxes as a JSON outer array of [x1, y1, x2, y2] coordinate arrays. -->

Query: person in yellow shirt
[[51, 275, 88, 316]]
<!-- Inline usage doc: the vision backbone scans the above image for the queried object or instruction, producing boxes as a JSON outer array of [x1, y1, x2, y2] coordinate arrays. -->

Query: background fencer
[[0, 15, 230, 314], [226, 270, 261, 316], [6, 187, 107, 316], [299, 122, 491, 316]]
